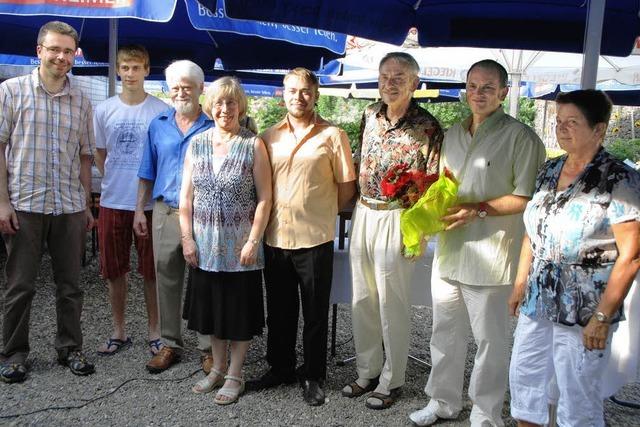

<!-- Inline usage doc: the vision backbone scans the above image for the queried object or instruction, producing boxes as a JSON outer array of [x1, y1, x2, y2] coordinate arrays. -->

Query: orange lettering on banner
[[0, 0, 133, 8]]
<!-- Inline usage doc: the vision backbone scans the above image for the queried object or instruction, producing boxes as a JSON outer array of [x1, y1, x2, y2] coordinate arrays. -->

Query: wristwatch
[[477, 202, 488, 219], [594, 311, 611, 323], [248, 238, 260, 245]]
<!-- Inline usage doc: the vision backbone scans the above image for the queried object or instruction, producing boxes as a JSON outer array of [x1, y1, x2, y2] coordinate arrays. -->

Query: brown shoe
[[201, 353, 214, 375], [146, 347, 180, 374]]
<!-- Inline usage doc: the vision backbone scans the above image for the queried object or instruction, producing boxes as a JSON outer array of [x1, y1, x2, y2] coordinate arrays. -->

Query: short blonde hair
[[117, 44, 150, 69], [283, 67, 319, 93], [202, 76, 247, 120]]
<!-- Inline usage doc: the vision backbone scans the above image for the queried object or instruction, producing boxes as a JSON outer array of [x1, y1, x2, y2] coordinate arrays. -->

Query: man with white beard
[[134, 60, 214, 373]]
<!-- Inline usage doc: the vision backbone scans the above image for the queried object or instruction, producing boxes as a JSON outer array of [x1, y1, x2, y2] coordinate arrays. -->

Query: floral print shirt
[[520, 148, 640, 326], [354, 100, 443, 200]]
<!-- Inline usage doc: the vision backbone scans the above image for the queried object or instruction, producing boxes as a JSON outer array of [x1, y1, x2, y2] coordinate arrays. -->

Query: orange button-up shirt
[[261, 113, 356, 249]]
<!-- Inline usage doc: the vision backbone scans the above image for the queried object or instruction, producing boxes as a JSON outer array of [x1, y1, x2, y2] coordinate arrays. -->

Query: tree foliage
[[515, 98, 536, 128], [605, 138, 640, 162], [424, 97, 536, 130], [248, 97, 287, 133], [249, 94, 537, 151], [424, 102, 471, 130]]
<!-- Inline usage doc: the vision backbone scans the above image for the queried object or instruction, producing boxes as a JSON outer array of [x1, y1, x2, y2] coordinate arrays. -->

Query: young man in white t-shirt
[[93, 45, 168, 358]]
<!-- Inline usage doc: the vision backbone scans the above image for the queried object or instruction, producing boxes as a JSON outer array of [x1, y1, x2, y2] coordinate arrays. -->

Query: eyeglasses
[[39, 44, 76, 57]]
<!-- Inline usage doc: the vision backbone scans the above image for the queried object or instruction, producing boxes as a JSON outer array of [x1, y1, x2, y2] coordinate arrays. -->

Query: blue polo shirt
[[138, 108, 213, 208]]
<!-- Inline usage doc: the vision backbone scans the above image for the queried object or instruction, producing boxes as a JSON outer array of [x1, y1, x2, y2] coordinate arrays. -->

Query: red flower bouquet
[[380, 163, 439, 208]]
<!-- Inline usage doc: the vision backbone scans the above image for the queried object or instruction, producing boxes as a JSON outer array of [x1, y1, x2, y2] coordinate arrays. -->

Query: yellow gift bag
[[400, 172, 458, 257]]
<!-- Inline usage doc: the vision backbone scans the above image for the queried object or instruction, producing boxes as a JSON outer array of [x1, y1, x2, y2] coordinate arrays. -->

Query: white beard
[[174, 100, 197, 115]]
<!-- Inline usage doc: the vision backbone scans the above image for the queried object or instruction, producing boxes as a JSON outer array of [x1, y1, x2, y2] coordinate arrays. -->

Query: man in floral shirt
[[342, 52, 443, 410]]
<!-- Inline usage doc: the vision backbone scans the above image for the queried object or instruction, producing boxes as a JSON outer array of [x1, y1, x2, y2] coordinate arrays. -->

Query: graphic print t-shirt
[[94, 94, 168, 210]]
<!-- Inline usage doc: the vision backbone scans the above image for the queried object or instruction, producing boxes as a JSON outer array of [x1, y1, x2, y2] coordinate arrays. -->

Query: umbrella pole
[[508, 72, 521, 118], [108, 18, 118, 97], [580, 0, 605, 89]]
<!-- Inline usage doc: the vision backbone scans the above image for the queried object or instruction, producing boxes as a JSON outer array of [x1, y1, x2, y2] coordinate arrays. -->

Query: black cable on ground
[[0, 369, 201, 420], [609, 395, 640, 410], [1, 336, 355, 419], [333, 335, 353, 350]]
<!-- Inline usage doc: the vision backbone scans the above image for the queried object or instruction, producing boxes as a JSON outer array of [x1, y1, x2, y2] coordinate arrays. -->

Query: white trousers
[[509, 314, 612, 427], [425, 268, 511, 427], [350, 202, 417, 391]]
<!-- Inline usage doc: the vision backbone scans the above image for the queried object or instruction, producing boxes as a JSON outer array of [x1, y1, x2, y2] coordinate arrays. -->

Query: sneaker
[[409, 405, 440, 426], [0, 363, 27, 383], [59, 351, 95, 376]]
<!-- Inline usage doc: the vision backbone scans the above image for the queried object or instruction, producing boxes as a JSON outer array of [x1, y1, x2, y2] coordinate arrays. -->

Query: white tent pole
[[580, 0, 606, 89], [508, 72, 521, 117], [542, 100, 549, 142], [508, 50, 523, 118], [108, 18, 118, 97]]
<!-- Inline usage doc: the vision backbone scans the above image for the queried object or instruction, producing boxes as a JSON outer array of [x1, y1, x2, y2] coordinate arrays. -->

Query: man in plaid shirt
[[0, 21, 96, 383]]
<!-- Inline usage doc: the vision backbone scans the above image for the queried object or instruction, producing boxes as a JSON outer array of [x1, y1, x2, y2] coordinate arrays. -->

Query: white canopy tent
[[337, 43, 640, 116]]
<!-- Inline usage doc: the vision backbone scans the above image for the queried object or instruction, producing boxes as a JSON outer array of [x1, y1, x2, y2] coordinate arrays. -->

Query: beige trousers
[[349, 201, 417, 391], [152, 200, 209, 351], [425, 265, 511, 427]]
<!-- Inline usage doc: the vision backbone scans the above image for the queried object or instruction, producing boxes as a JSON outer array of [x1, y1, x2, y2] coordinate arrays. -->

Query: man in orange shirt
[[248, 68, 356, 406]]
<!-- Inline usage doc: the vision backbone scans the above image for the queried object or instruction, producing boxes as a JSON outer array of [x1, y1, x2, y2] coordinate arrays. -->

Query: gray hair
[[165, 60, 204, 87], [37, 21, 79, 49], [379, 52, 420, 75]]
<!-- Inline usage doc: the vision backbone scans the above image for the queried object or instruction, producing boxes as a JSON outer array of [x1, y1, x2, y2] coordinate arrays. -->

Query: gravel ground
[[1, 241, 639, 426]]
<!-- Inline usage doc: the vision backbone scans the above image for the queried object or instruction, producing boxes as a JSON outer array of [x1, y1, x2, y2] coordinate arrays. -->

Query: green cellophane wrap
[[399, 173, 458, 257]]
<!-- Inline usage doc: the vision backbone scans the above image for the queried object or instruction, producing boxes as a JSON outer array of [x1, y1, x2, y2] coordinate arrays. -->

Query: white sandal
[[192, 368, 225, 394], [213, 375, 245, 405]]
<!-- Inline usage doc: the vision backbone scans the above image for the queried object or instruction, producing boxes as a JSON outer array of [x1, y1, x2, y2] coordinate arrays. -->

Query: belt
[[359, 197, 401, 211]]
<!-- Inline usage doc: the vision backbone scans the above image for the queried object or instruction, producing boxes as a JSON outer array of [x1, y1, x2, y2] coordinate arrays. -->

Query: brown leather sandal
[[364, 388, 401, 410], [341, 377, 379, 398]]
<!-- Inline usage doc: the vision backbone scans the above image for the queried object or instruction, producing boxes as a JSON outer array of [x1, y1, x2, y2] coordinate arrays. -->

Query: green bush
[[249, 94, 536, 148], [249, 97, 287, 133], [424, 97, 536, 130], [335, 120, 361, 153], [515, 98, 536, 128], [605, 138, 640, 162], [424, 102, 471, 130], [546, 148, 565, 159]]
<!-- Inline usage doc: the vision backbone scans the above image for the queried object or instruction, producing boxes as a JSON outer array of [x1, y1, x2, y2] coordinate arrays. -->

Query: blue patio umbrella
[[0, 0, 346, 74], [214, 0, 639, 90], [534, 82, 640, 106], [216, 0, 638, 57]]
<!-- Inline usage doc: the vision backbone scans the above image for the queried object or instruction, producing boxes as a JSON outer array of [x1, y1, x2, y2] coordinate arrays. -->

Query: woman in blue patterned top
[[507, 90, 640, 427], [179, 77, 272, 405]]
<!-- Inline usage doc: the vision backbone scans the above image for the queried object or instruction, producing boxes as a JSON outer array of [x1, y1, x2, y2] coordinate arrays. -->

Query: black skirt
[[183, 267, 265, 341]]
